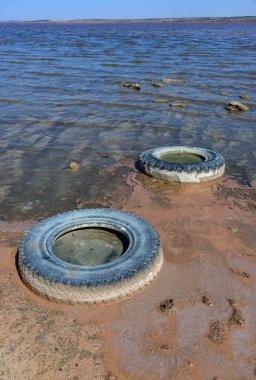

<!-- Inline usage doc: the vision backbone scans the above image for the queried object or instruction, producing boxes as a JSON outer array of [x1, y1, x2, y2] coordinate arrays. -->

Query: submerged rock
[[239, 95, 250, 100], [120, 82, 140, 91], [153, 82, 164, 87], [69, 161, 80, 172], [219, 91, 229, 96], [225, 101, 249, 112], [170, 102, 187, 108], [162, 78, 187, 83], [153, 99, 169, 103]]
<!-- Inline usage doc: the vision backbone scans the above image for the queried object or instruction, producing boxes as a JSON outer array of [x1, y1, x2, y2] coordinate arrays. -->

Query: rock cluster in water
[[161, 78, 187, 83], [69, 161, 80, 172], [153, 82, 164, 87], [239, 95, 250, 100], [120, 82, 140, 91], [153, 99, 169, 103], [119, 78, 251, 116], [225, 101, 249, 112], [170, 102, 187, 108], [152, 78, 187, 87]]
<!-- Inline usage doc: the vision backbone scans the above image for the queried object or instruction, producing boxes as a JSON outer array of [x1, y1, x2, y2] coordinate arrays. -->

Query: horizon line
[[1, 15, 256, 23]]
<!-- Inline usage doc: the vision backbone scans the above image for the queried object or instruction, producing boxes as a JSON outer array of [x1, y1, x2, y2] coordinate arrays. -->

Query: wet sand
[[0, 161, 256, 379]]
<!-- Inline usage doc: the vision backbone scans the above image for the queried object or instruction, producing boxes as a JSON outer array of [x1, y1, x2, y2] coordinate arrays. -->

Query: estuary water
[[0, 22, 255, 220]]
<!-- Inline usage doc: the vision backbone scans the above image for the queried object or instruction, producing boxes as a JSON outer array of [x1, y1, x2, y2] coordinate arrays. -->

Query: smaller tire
[[17, 209, 163, 305], [139, 146, 225, 183]]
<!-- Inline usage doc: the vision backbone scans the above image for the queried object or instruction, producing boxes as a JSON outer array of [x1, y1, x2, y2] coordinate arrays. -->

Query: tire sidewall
[[139, 146, 225, 182], [18, 209, 161, 287]]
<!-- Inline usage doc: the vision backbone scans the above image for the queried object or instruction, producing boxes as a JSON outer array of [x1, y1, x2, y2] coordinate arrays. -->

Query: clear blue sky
[[1, 0, 256, 21]]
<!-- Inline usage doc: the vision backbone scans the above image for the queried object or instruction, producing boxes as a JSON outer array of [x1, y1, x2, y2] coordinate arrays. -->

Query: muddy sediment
[[0, 160, 256, 379]]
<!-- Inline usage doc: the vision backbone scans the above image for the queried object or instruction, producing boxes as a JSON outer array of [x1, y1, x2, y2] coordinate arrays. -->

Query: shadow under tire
[[17, 209, 163, 304], [139, 146, 225, 183]]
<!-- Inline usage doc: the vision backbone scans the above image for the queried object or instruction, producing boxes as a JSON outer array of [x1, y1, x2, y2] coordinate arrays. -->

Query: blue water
[[0, 22, 255, 219]]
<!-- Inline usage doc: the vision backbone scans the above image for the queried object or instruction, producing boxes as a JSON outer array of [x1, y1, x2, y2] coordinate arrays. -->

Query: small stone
[[153, 82, 164, 87], [170, 102, 186, 108], [229, 267, 251, 279], [219, 91, 229, 96], [69, 161, 80, 172], [228, 298, 236, 307], [227, 226, 238, 233], [162, 78, 187, 83], [153, 99, 168, 103], [228, 299, 245, 326], [160, 298, 175, 314], [229, 307, 245, 326], [131, 83, 140, 91], [239, 95, 250, 100], [105, 373, 117, 380], [202, 295, 214, 307], [225, 101, 249, 112], [207, 321, 225, 343], [243, 179, 252, 188], [160, 343, 170, 350], [120, 82, 140, 90]]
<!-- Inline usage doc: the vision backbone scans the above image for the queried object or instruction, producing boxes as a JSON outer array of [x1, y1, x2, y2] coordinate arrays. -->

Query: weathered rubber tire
[[17, 209, 163, 305], [139, 146, 225, 183]]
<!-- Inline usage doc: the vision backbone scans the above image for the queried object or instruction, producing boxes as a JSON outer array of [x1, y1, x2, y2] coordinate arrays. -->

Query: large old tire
[[17, 209, 163, 305], [139, 146, 225, 183]]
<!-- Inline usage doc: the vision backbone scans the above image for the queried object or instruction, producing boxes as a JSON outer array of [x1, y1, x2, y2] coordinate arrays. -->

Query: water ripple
[[0, 22, 255, 218]]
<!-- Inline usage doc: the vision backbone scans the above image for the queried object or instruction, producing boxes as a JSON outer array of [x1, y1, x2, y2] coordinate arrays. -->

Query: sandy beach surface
[[0, 160, 256, 380]]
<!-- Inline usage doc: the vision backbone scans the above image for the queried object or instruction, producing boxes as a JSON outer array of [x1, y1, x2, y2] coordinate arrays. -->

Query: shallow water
[[53, 227, 126, 266], [0, 22, 255, 219], [159, 152, 204, 164]]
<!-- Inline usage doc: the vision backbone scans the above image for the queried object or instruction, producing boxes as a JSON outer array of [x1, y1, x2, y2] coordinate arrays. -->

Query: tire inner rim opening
[[159, 152, 206, 164], [52, 227, 129, 266]]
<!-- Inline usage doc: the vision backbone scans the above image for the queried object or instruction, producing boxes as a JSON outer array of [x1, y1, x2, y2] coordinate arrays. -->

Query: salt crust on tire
[[139, 146, 225, 183], [17, 209, 163, 305]]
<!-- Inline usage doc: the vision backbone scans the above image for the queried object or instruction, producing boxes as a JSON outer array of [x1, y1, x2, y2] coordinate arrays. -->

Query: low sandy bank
[[0, 160, 255, 379]]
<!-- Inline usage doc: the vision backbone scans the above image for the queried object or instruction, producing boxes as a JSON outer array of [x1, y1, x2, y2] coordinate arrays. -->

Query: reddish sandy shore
[[0, 160, 256, 380]]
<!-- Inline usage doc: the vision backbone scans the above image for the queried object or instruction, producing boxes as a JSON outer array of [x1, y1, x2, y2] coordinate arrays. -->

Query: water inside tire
[[53, 227, 129, 266], [159, 152, 205, 164]]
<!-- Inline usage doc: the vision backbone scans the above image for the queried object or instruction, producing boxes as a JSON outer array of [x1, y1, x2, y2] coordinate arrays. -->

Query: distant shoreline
[[1, 16, 256, 24]]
